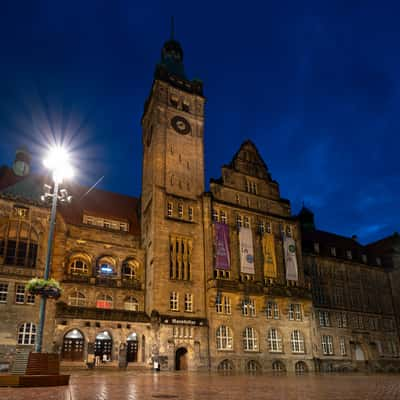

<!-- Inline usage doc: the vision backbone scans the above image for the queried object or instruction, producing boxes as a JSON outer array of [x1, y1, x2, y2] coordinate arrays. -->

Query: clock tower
[[141, 36, 207, 368]]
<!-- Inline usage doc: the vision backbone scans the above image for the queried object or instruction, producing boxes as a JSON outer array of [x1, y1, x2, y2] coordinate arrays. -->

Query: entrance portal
[[175, 347, 188, 371], [95, 331, 112, 361], [62, 329, 84, 361], [126, 332, 138, 363]]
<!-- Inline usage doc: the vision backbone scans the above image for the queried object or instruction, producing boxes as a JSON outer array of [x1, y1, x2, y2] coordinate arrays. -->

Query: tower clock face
[[171, 116, 191, 135]]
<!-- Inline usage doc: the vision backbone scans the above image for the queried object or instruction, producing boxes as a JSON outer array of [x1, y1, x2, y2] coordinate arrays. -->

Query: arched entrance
[[62, 329, 84, 361], [175, 347, 188, 370], [95, 331, 112, 361], [126, 332, 138, 363], [355, 345, 365, 361]]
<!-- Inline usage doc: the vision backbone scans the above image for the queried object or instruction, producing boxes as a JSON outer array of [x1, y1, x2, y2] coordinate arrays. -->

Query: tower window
[[184, 293, 193, 312], [178, 204, 183, 218], [170, 292, 179, 311], [188, 207, 193, 221], [169, 236, 192, 280], [236, 215, 242, 228], [170, 95, 179, 108], [182, 101, 190, 112], [167, 202, 173, 217]]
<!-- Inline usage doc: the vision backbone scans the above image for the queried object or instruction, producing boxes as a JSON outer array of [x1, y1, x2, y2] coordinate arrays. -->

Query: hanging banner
[[239, 227, 255, 274], [214, 222, 231, 270], [283, 234, 298, 281], [262, 232, 277, 278]]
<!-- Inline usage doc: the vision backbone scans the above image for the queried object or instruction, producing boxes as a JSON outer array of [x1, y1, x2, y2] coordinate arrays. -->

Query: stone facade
[[0, 36, 399, 374]]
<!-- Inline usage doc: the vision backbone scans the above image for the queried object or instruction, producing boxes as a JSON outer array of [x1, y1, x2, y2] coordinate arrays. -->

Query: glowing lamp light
[[43, 146, 74, 183]]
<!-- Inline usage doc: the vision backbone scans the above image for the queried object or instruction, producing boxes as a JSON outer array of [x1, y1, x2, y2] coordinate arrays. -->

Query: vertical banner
[[283, 233, 298, 281], [262, 232, 277, 278], [239, 227, 255, 274], [214, 222, 231, 270]]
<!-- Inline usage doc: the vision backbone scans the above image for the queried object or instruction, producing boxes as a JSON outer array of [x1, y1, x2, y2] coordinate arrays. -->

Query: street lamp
[[35, 146, 73, 353]]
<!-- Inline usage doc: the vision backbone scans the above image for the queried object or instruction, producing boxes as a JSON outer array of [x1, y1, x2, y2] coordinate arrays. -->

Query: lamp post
[[35, 146, 73, 353]]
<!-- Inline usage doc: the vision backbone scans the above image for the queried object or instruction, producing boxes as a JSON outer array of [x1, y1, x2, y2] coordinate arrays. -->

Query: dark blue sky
[[0, 1, 399, 244]]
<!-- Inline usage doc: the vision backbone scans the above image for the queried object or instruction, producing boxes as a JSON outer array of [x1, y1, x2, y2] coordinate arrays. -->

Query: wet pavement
[[1, 370, 400, 400]]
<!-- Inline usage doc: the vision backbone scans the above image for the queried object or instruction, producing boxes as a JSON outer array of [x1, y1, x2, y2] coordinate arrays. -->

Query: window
[[376, 257, 382, 266], [83, 215, 129, 231], [188, 207, 193, 221], [122, 259, 138, 280], [272, 360, 285, 372], [169, 236, 192, 280], [218, 359, 234, 371], [319, 311, 330, 327], [333, 287, 344, 306], [13, 206, 29, 218], [246, 180, 257, 194], [182, 100, 190, 112], [212, 209, 219, 222], [124, 296, 139, 311], [170, 292, 179, 311], [242, 299, 256, 316], [314, 242, 320, 253], [236, 215, 242, 227], [267, 328, 282, 352], [68, 291, 86, 307], [266, 302, 279, 319], [15, 284, 25, 304], [220, 211, 227, 224], [96, 256, 116, 276], [362, 254, 367, 263], [18, 322, 36, 345], [243, 216, 250, 228], [216, 326, 233, 350], [96, 294, 113, 309], [295, 361, 308, 374], [178, 204, 183, 218], [184, 293, 193, 312], [243, 327, 258, 351], [339, 337, 347, 356], [289, 304, 301, 321], [167, 202, 173, 217], [69, 259, 88, 275], [173, 326, 193, 339], [0, 283, 8, 303], [321, 335, 334, 355], [330, 247, 336, 257], [290, 330, 305, 353], [0, 221, 38, 268], [346, 250, 352, 260], [337, 312, 347, 328]]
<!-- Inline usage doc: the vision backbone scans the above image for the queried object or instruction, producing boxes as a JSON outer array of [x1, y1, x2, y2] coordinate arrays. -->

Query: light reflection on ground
[[1, 370, 400, 400]]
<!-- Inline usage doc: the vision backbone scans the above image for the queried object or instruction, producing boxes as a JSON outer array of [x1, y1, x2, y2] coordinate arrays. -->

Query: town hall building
[[0, 36, 399, 373]]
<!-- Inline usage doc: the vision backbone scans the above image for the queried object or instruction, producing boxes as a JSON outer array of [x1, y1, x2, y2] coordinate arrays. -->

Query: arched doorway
[[62, 329, 84, 361], [126, 332, 138, 363], [355, 345, 365, 361], [95, 331, 112, 361], [175, 347, 188, 370]]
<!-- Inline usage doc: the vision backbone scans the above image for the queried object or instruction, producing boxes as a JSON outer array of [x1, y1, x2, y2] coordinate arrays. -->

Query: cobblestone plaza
[[1, 371, 400, 400]]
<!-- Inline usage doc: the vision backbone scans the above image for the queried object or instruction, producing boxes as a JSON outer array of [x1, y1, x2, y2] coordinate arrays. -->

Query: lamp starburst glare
[[43, 145, 74, 183]]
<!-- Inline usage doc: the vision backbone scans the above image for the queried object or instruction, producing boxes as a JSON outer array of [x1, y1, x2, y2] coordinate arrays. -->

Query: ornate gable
[[228, 140, 271, 180]]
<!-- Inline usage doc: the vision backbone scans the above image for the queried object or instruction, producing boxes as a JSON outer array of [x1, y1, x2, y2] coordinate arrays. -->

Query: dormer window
[[314, 243, 320, 254], [83, 214, 129, 232], [346, 250, 352, 260], [330, 247, 336, 257]]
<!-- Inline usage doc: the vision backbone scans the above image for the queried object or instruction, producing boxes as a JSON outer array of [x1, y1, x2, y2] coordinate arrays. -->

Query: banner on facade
[[262, 232, 277, 278], [239, 227, 255, 274], [283, 234, 298, 281], [214, 222, 231, 270]]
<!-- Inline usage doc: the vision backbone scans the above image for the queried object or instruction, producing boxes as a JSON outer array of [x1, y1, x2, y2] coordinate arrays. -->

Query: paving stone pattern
[[1, 371, 400, 400]]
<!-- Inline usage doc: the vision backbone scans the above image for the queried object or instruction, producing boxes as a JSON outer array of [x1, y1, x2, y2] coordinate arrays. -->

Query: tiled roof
[[0, 166, 140, 235]]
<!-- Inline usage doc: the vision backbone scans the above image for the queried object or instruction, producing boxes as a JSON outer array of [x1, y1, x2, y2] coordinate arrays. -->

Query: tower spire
[[170, 16, 175, 40]]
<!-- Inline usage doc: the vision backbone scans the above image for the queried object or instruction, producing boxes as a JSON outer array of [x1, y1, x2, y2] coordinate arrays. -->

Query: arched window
[[0, 221, 38, 268], [122, 259, 138, 280], [69, 259, 88, 275], [243, 327, 258, 351], [216, 326, 233, 350], [217, 359, 234, 371], [290, 330, 305, 353], [68, 291, 86, 307], [247, 360, 260, 373], [295, 361, 308, 374], [267, 328, 282, 352], [272, 360, 286, 373], [124, 296, 139, 311], [18, 322, 36, 345], [96, 256, 116, 276], [96, 294, 113, 309]]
